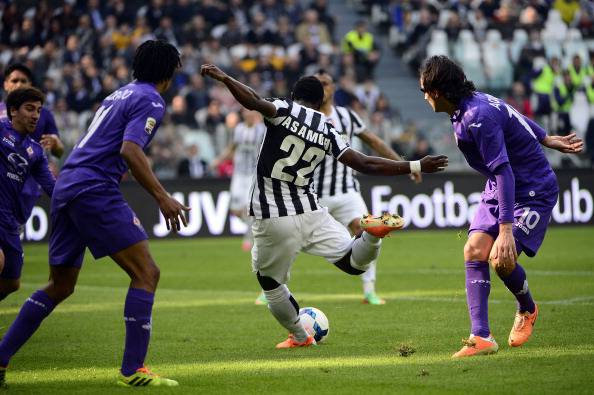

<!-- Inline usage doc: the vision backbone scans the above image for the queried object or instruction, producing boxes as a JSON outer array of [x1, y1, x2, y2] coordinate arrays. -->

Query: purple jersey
[[0, 102, 59, 223], [53, 82, 165, 204], [0, 102, 59, 142], [451, 92, 558, 201], [0, 120, 54, 232]]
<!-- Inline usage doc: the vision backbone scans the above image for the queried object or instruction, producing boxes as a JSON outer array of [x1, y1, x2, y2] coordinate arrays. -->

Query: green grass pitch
[[1, 227, 593, 394]]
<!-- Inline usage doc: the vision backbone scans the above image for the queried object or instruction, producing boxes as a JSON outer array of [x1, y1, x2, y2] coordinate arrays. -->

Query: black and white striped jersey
[[232, 121, 266, 176], [314, 106, 366, 198], [248, 98, 350, 219]]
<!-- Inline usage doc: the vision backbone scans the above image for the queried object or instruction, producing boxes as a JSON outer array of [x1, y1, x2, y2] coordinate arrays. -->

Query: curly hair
[[291, 76, 324, 110], [419, 55, 476, 105], [132, 40, 181, 84]]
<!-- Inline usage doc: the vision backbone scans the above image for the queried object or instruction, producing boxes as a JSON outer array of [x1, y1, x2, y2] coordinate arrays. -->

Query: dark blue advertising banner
[[22, 170, 593, 242]]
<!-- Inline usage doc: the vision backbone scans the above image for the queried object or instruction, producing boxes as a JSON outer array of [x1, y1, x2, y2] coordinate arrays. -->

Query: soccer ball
[[299, 307, 329, 343]]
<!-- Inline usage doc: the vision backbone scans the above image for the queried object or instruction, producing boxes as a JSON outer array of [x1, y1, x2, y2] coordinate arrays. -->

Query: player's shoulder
[[461, 92, 501, 128], [266, 97, 291, 108]]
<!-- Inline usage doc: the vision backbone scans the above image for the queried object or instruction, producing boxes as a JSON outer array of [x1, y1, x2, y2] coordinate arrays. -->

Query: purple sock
[[499, 263, 535, 314], [0, 290, 56, 367], [465, 261, 491, 338], [121, 288, 154, 376]]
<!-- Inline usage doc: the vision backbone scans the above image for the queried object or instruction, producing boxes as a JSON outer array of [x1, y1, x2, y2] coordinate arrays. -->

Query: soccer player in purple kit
[[0, 40, 189, 387], [419, 56, 584, 358], [1, 64, 64, 232], [0, 88, 55, 302]]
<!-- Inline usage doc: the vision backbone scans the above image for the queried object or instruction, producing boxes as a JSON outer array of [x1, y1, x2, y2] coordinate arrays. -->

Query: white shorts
[[318, 191, 368, 227], [251, 208, 353, 284], [229, 174, 252, 212]]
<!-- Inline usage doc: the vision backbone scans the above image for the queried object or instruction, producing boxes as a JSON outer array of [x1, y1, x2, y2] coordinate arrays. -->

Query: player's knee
[[140, 263, 160, 289], [256, 272, 281, 291], [463, 241, 489, 262], [50, 281, 76, 302], [490, 258, 516, 277]]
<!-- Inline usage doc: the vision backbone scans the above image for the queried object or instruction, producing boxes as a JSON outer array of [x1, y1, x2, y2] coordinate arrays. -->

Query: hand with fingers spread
[[542, 132, 584, 154], [420, 155, 449, 173], [158, 193, 191, 231]]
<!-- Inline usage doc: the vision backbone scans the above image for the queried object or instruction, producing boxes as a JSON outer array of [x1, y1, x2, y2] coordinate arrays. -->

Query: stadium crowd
[[1, 0, 593, 175], [0, 0, 412, 178], [364, 0, 594, 167]]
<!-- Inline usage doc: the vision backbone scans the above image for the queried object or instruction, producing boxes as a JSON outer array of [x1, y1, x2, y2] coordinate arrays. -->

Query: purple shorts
[[49, 187, 148, 268], [469, 193, 557, 257], [0, 228, 23, 279]]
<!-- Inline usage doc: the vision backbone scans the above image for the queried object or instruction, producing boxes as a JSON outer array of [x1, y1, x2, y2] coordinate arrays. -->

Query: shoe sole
[[452, 347, 498, 358]]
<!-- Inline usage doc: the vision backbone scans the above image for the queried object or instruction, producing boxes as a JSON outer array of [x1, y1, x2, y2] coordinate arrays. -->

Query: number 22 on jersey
[[271, 135, 325, 187]]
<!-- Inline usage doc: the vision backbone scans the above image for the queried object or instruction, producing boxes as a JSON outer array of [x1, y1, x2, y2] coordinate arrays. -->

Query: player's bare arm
[[40, 134, 64, 157], [200, 64, 277, 118], [358, 130, 422, 183], [338, 148, 448, 175], [541, 132, 584, 154], [120, 141, 190, 231]]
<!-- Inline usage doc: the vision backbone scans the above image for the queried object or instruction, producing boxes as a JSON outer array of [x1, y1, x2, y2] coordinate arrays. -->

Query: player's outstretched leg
[[492, 257, 538, 347], [257, 273, 315, 349], [111, 241, 178, 387], [0, 266, 79, 384]]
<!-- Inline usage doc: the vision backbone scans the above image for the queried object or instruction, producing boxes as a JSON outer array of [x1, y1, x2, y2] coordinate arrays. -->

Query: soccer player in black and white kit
[[313, 70, 421, 305], [201, 64, 448, 348]]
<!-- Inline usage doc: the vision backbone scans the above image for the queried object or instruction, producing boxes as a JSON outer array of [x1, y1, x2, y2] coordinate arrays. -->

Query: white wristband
[[410, 160, 421, 174]]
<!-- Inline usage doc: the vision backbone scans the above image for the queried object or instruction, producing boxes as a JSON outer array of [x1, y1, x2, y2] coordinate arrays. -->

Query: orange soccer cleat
[[508, 304, 539, 347], [452, 334, 499, 358], [360, 213, 405, 238], [275, 334, 316, 349]]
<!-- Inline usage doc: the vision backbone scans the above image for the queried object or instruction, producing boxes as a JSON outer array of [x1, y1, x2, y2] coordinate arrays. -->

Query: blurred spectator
[[552, 70, 575, 135], [342, 19, 381, 81], [310, 0, 336, 38], [220, 16, 244, 48], [178, 144, 209, 178], [506, 81, 533, 118], [296, 9, 331, 46], [410, 136, 435, 161], [568, 54, 588, 89], [246, 11, 275, 45], [554, 0, 580, 24]]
